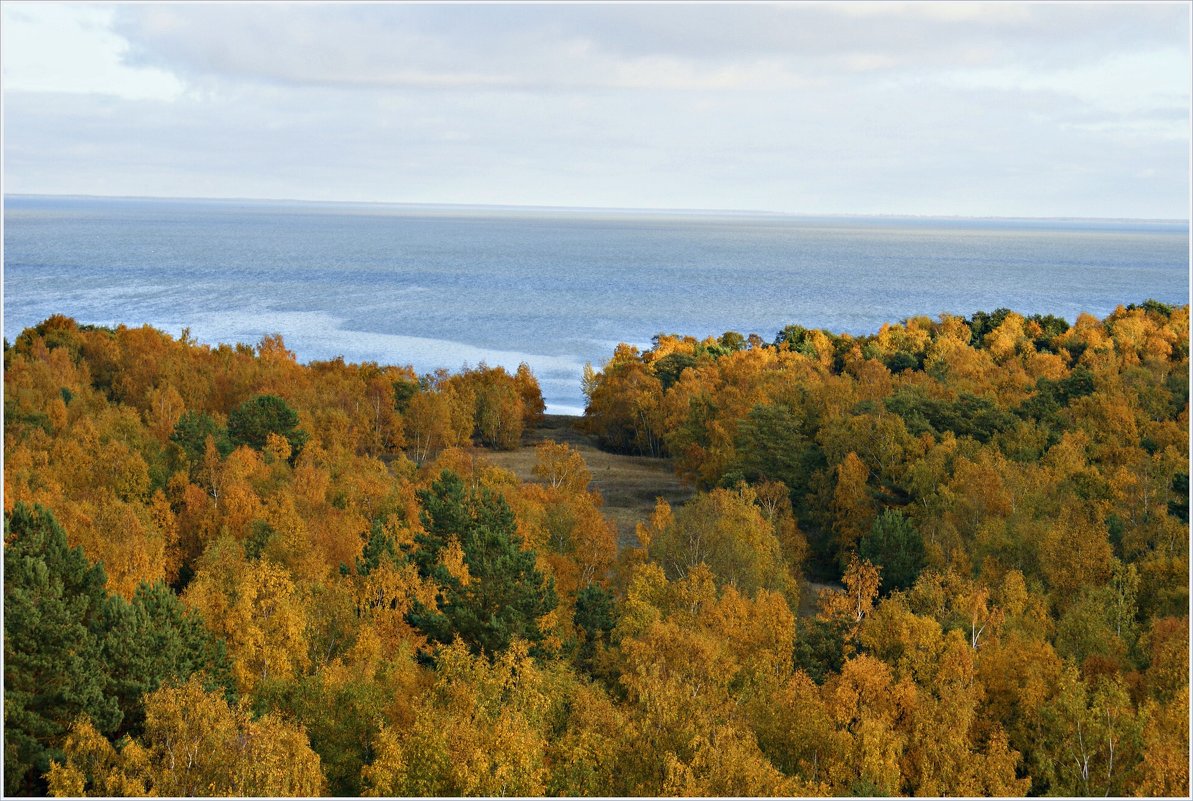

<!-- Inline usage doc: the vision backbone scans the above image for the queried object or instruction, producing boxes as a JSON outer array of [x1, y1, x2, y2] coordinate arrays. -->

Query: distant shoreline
[[5, 192, 1189, 226]]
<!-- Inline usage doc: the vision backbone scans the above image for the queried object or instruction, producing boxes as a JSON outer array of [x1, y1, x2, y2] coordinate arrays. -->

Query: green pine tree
[[98, 581, 235, 738], [725, 402, 822, 502], [573, 583, 616, 672], [4, 503, 236, 795], [409, 470, 557, 657], [170, 409, 232, 470], [4, 503, 120, 796], [858, 508, 926, 594], [227, 394, 308, 457]]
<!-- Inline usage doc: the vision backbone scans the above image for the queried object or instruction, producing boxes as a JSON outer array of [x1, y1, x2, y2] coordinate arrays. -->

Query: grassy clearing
[[471, 414, 836, 615], [469, 414, 694, 549]]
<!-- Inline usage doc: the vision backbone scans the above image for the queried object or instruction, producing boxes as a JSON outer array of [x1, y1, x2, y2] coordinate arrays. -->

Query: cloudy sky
[[3, 1, 1190, 218]]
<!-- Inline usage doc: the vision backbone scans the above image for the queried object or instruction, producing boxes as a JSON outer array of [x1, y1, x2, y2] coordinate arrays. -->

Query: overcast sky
[[3, 1, 1190, 218]]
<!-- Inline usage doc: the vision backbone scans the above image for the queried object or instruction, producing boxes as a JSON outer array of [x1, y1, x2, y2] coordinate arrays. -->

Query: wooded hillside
[[4, 305, 1188, 797]]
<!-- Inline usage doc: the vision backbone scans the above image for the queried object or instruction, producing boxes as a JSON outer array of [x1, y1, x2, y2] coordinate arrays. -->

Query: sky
[[2, 1, 1190, 219]]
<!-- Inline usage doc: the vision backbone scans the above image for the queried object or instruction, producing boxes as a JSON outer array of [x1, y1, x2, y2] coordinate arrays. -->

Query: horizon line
[[4, 191, 1190, 225]]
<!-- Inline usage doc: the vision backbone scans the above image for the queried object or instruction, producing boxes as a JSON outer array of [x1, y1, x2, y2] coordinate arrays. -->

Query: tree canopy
[[3, 307, 1187, 797]]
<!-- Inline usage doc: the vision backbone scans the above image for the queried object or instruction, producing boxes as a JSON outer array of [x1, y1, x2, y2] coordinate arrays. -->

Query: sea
[[3, 195, 1189, 415]]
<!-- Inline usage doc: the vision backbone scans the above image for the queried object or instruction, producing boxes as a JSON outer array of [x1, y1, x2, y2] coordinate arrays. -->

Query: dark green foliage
[[227, 394, 308, 457], [967, 308, 1012, 346], [573, 584, 616, 671], [1063, 341, 1089, 366], [725, 403, 822, 501], [1107, 515, 1126, 556], [170, 409, 231, 468], [773, 324, 809, 350], [1016, 367, 1096, 427], [1127, 298, 1174, 318], [850, 776, 887, 797], [4, 504, 118, 796], [885, 389, 1017, 443], [1168, 472, 1189, 524], [311, 677, 390, 795], [3, 504, 234, 795], [408, 471, 558, 657], [417, 470, 474, 542], [354, 520, 403, 576], [1165, 371, 1189, 418], [254, 675, 387, 796], [98, 582, 235, 738], [792, 617, 847, 685], [574, 584, 615, 643], [244, 520, 276, 561], [1026, 313, 1070, 338], [392, 376, 419, 413], [652, 352, 697, 391], [2, 402, 53, 436], [1026, 313, 1070, 352], [1062, 470, 1112, 504], [886, 351, 921, 374], [774, 324, 835, 361], [1055, 366, 1097, 401], [937, 392, 1017, 442], [858, 509, 925, 594]]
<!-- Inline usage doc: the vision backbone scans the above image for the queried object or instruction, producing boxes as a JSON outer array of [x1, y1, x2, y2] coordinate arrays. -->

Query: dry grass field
[[468, 414, 694, 549], [470, 414, 834, 615]]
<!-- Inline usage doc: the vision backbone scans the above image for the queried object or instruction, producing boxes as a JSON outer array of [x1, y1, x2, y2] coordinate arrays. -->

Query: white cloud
[[1, 2, 183, 101], [100, 2, 1188, 92], [1, 2, 1188, 219]]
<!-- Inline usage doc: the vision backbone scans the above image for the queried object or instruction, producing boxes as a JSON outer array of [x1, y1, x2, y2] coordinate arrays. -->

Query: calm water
[[3, 195, 1188, 414]]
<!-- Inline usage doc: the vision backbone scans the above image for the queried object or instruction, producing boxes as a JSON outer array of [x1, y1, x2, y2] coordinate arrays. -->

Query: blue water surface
[[4, 195, 1188, 413]]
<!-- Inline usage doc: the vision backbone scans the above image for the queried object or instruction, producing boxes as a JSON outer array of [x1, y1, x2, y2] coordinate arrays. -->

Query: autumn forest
[[3, 303, 1189, 797]]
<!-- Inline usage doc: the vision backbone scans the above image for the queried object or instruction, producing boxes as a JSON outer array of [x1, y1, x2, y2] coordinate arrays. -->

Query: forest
[[3, 303, 1188, 797]]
